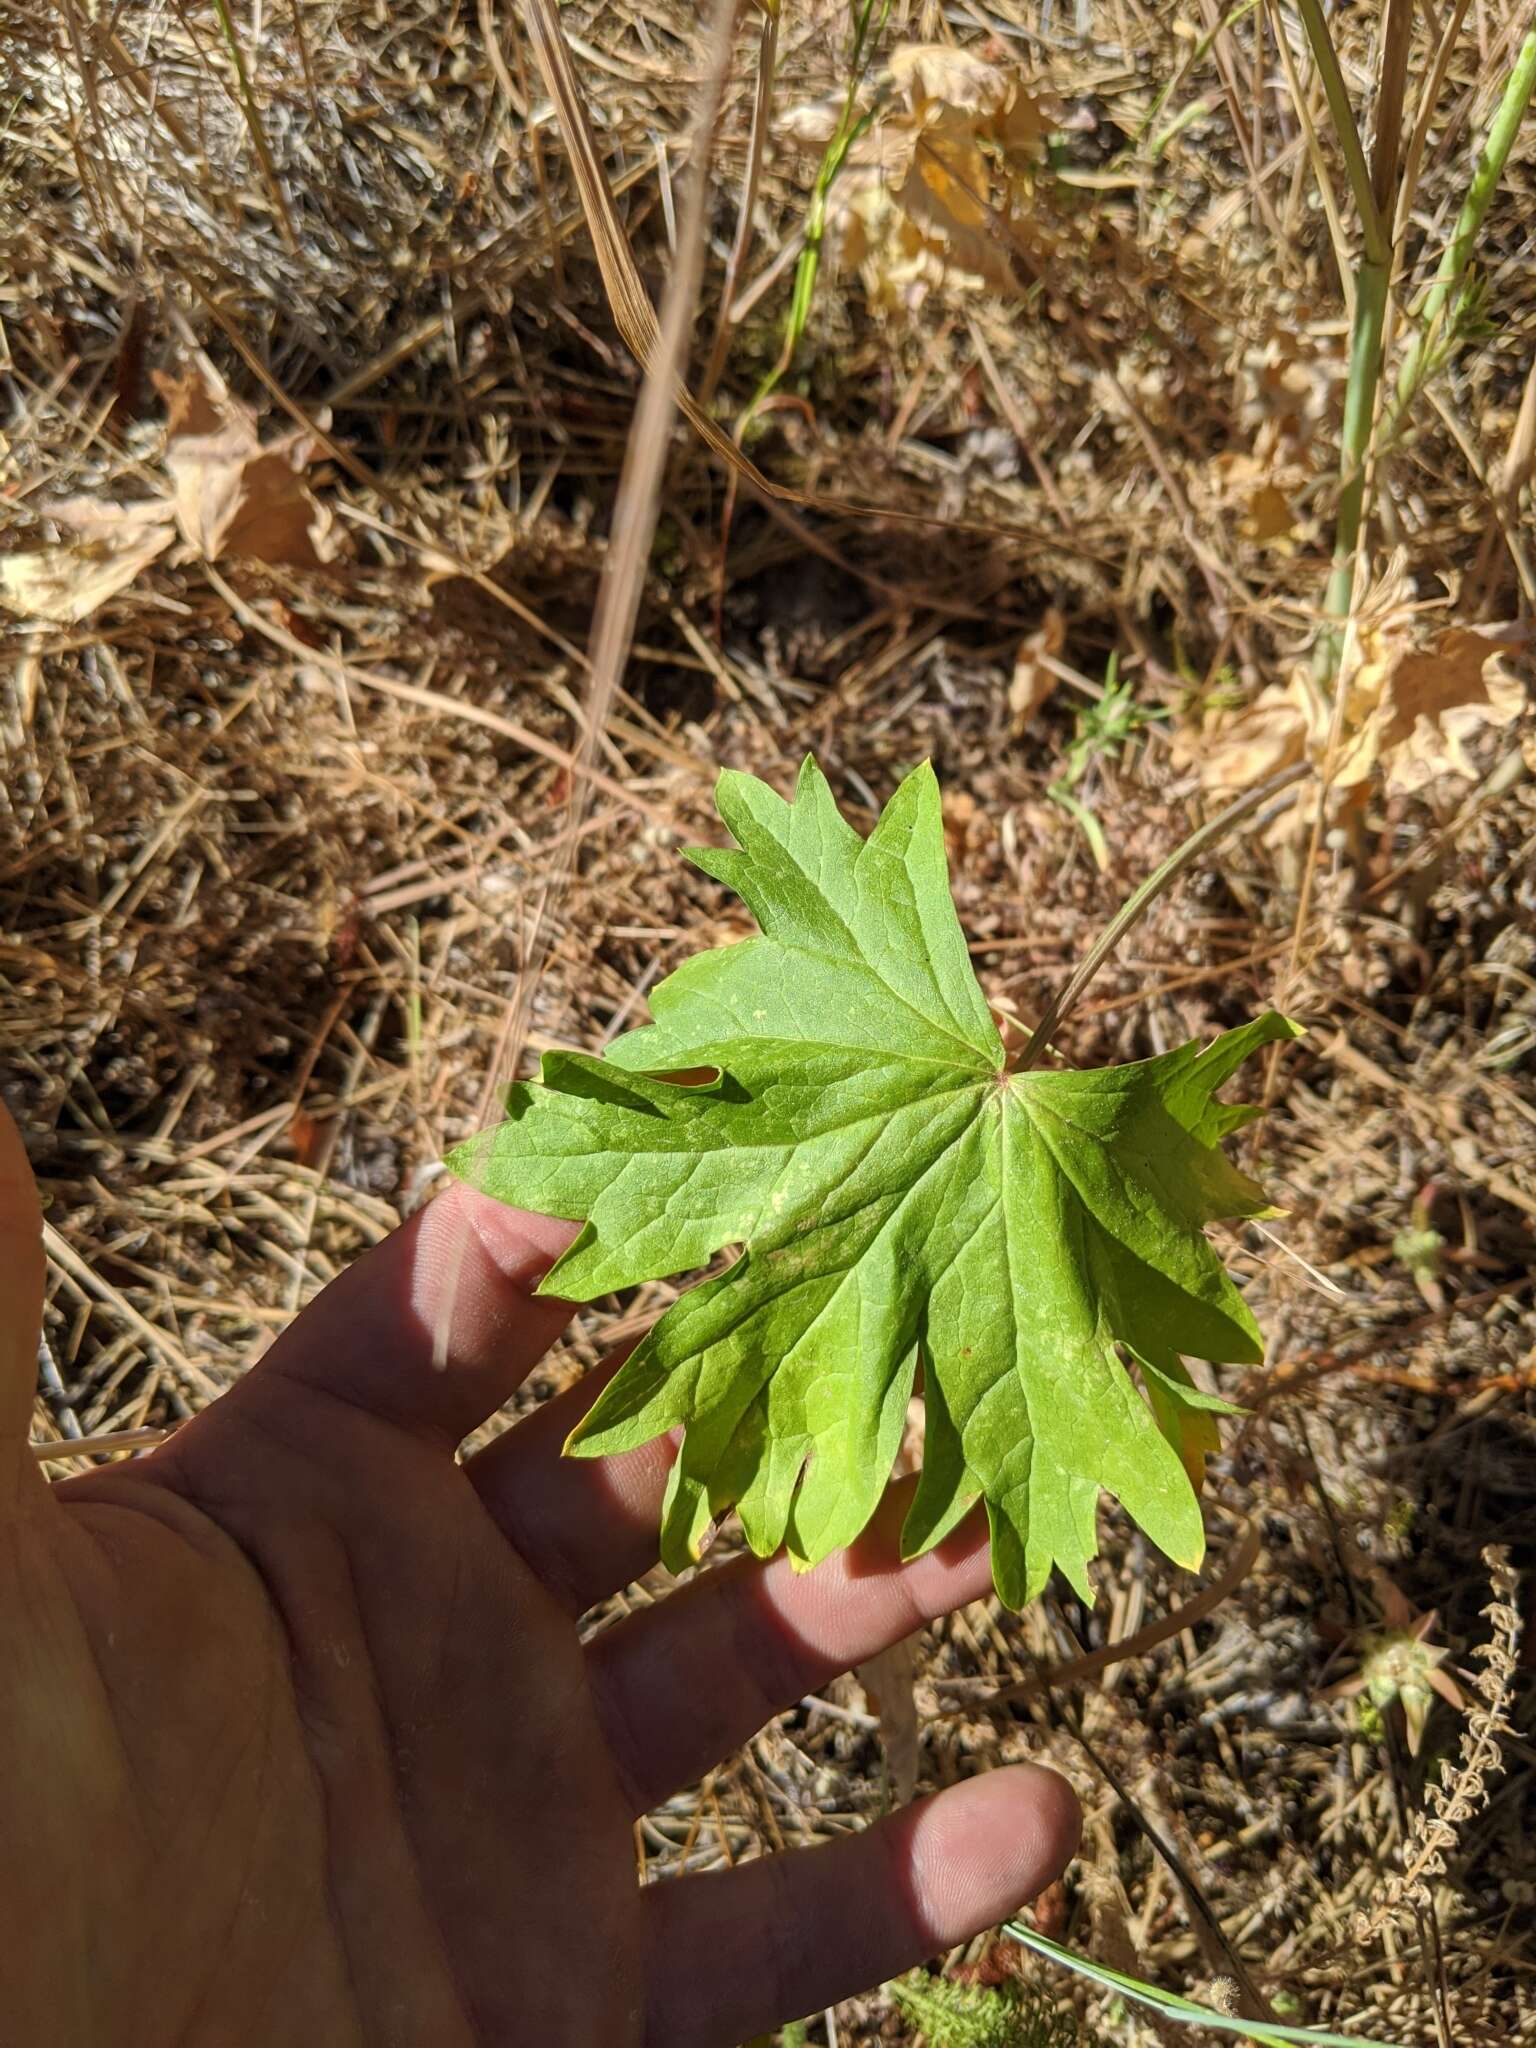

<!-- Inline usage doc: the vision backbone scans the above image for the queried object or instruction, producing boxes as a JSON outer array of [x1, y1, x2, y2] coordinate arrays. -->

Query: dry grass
[[4, 1, 1535, 2041]]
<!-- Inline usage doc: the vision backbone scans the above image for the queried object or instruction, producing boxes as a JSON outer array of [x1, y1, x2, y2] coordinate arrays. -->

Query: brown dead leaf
[[827, 43, 1052, 308], [0, 499, 174, 625], [1008, 606, 1065, 728], [1178, 561, 1530, 845], [166, 419, 339, 567], [855, 1633, 922, 1805], [153, 360, 341, 568], [1245, 479, 1298, 544], [1369, 623, 1528, 792], [1, 369, 341, 622], [1173, 676, 1310, 795], [1211, 449, 1308, 550], [898, 107, 1001, 284], [1202, 332, 1336, 552], [151, 364, 223, 439], [287, 1109, 333, 1168]]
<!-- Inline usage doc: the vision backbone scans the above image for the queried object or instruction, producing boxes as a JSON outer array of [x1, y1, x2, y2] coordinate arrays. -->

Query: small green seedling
[[1047, 654, 1167, 870]]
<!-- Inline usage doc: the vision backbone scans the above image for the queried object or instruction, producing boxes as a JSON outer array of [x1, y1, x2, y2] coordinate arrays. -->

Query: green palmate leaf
[[450, 757, 1298, 1605]]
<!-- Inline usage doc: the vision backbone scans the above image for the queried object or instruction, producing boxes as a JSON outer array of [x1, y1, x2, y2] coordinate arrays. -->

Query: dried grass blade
[[524, 0, 1052, 550], [568, 0, 740, 847]]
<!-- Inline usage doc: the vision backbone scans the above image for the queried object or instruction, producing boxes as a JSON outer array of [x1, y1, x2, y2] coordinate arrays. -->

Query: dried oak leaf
[[154, 363, 340, 568], [1008, 606, 1066, 728], [151, 364, 223, 439], [1, 371, 340, 623], [0, 499, 174, 625], [1179, 571, 1529, 835], [1212, 452, 1305, 549], [827, 43, 1055, 308], [165, 419, 339, 568], [1365, 623, 1528, 793]]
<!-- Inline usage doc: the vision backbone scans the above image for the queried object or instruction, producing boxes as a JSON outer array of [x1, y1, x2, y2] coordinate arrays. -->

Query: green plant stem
[[1292, 0, 1393, 683], [1016, 762, 1309, 1070], [1383, 26, 1536, 435], [1293, 0, 1389, 263], [741, 0, 890, 427], [1004, 1924, 1406, 2048], [1314, 254, 1390, 677]]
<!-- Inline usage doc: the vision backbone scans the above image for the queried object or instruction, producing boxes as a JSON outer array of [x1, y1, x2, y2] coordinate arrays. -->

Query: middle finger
[[466, 1349, 677, 1613], [584, 1479, 993, 1815]]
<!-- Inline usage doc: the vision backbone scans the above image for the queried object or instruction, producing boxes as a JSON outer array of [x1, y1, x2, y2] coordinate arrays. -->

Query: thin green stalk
[[741, 0, 891, 428], [1005, 1924, 1406, 2048], [1383, 26, 1536, 435], [1136, 0, 1260, 148], [1017, 762, 1309, 1069]]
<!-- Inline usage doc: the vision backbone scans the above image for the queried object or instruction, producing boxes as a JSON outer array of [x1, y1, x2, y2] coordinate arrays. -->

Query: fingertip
[[240, 1178, 584, 1446], [641, 1755, 1082, 2045], [904, 1764, 1081, 1943]]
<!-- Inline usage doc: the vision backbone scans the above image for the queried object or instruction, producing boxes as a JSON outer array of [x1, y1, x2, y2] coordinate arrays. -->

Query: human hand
[[0, 1103, 1078, 2045]]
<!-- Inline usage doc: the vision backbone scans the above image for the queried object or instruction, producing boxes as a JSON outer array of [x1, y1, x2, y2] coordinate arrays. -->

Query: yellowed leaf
[[887, 43, 997, 107], [1373, 624, 1527, 791], [1172, 678, 1308, 792], [46, 496, 174, 544], [1211, 449, 1307, 550], [1179, 564, 1530, 846], [1009, 606, 1066, 728], [833, 42, 1049, 305], [1246, 480, 1297, 544], [0, 500, 174, 624], [777, 96, 843, 149]]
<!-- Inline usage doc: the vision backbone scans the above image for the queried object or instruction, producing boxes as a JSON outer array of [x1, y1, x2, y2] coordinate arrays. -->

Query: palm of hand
[[1, 1110, 1076, 2046]]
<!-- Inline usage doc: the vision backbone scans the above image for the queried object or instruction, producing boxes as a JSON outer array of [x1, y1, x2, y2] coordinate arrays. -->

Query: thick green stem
[[1314, 255, 1390, 678], [1293, 0, 1390, 264], [1293, 0, 1393, 684], [1384, 26, 1536, 435]]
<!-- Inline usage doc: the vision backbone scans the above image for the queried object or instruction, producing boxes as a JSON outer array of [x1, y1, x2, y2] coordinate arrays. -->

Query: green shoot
[[741, 0, 892, 430], [1381, 27, 1536, 440], [1291, 8, 1536, 681], [1046, 656, 1166, 871], [1291, 0, 1393, 682]]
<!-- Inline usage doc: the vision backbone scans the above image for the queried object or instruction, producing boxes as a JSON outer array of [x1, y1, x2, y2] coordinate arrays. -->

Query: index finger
[[250, 1181, 580, 1447]]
